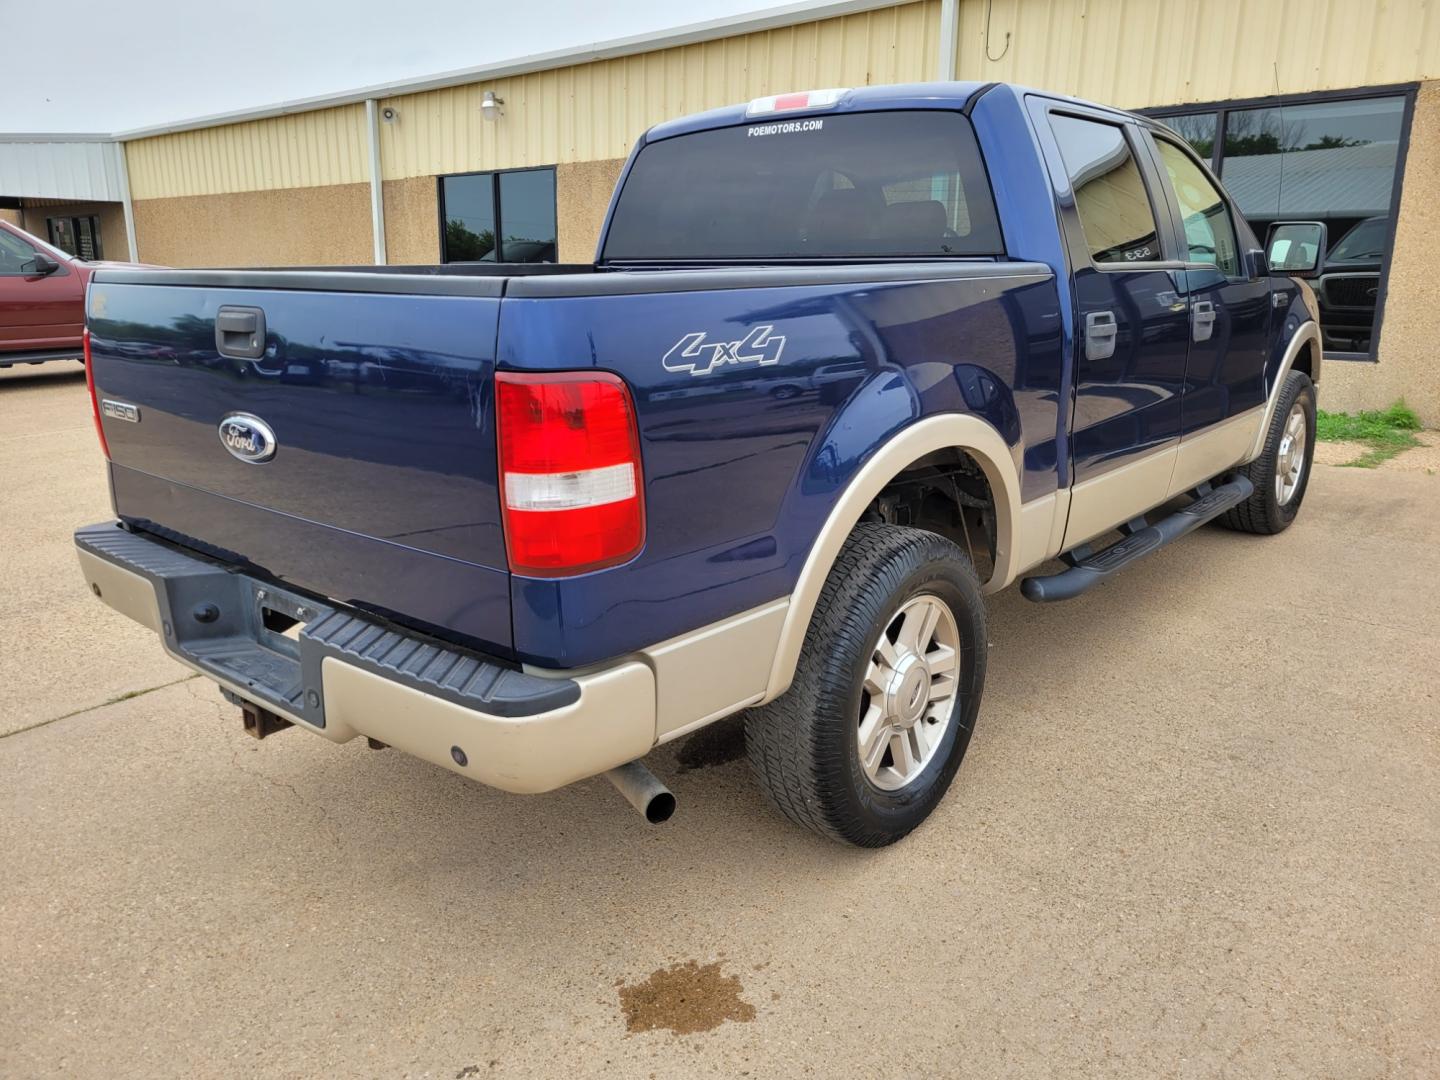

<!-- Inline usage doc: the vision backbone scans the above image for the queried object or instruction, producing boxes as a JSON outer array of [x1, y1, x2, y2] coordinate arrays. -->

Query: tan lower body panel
[[1063, 443, 1180, 549], [1014, 488, 1072, 577], [646, 599, 787, 742], [1167, 408, 1263, 497], [321, 656, 656, 795]]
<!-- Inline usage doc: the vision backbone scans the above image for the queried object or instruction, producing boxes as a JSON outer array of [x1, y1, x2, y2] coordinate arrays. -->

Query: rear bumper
[[74, 522, 655, 793]]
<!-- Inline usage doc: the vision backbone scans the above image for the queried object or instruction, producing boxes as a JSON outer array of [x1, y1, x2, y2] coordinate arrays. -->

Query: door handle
[[1192, 299, 1217, 343], [1084, 310, 1118, 361], [215, 305, 267, 359]]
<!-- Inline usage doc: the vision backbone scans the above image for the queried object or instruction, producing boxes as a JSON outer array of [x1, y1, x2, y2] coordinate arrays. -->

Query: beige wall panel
[[1322, 81, 1440, 425], [0, 208, 21, 226], [132, 184, 371, 268], [125, 104, 368, 199], [956, 0, 1440, 109], [555, 158, 626, 263], [379, 1, 939, 179], [382, 176, 441, 265]]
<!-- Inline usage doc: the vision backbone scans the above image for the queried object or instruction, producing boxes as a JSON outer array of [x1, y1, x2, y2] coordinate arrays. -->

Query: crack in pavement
[[1, 674, 200, 740], [185, 679, 344, 850]]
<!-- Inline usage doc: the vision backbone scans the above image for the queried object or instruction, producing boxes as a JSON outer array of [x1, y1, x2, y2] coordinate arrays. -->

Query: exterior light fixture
[[481, 91, 505, 122]]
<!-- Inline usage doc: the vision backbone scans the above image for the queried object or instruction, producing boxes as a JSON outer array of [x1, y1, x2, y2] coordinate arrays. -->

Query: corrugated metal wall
[[120, 0, 1440, 198], [955, 0, 1440, 109], [125, 105, 368, 199], [378, 1, 940, 179], [0, 140, 128, 202]]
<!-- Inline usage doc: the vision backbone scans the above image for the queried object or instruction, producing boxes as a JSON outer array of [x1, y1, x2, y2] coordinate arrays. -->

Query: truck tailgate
[[87, 273, 512, 653]]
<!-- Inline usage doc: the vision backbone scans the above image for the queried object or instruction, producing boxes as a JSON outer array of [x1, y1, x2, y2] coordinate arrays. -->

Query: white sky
[[4, 0, 789, 134]]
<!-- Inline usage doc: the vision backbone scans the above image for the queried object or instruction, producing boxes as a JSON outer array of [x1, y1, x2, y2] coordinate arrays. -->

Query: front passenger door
[[1146, 135, 1272, 494], [0, 226, 80, 350]]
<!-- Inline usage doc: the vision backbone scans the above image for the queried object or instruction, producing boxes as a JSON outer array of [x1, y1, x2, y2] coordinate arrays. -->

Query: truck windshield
[[602, 110, 1004, 262]]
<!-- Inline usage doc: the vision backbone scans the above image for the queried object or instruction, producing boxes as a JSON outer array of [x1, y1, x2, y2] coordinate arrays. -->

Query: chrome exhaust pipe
[[604, 761, 676, 824]]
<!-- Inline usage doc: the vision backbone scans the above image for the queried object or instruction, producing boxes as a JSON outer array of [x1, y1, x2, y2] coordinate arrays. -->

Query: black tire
[[744, 523, 987, 847], [1219, 370, 1317, 535]]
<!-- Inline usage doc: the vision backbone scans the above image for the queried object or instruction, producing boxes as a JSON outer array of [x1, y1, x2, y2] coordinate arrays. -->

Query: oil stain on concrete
[[618, 960, 757, 1035]]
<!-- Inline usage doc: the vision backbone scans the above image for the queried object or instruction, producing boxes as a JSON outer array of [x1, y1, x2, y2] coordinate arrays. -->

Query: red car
[[0, 219, 145, 369]]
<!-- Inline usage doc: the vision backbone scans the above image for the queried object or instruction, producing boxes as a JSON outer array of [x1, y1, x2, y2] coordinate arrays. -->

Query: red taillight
[[83, 328, 110, 459], [496, 371, 645, 577]]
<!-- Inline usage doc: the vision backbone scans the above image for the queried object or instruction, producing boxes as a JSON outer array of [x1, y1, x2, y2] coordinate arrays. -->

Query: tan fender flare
[[1247, 321, 1322, 463], [760, 414, 1023, 704]]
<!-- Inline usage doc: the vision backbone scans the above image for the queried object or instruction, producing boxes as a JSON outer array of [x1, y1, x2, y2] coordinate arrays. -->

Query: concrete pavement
[[2, 363, 1437, 1078]]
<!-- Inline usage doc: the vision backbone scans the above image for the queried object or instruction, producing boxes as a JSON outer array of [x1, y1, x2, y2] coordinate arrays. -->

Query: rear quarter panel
[[500, 266, 1063, 666]]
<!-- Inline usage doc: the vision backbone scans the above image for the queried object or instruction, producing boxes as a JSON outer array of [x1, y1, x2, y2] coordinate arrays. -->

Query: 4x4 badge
[[663, 325, 786, 377]]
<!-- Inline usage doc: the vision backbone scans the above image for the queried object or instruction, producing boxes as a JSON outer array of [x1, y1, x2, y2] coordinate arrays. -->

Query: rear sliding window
[[602, 111, 1004, 262]]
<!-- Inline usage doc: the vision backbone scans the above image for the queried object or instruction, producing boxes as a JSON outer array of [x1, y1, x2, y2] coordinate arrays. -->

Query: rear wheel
[[744, 524, 987, 847], [1220, 370, 1316, 535]]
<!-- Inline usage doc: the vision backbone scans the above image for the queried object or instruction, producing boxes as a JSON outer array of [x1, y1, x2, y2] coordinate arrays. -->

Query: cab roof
[[643, 81, 1152, 144]]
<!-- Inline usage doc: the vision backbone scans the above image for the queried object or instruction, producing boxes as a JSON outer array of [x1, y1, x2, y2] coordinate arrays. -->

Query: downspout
[[365, 98, 387, 265], [938, 0, 959, 82], [116, 142, 139, 263]]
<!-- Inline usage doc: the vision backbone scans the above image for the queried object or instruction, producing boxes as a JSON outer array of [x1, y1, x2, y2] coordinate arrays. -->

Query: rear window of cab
[[602, 111, 1004, 262]]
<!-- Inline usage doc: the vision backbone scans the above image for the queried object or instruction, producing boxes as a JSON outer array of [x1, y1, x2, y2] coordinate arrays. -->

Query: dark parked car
[[1318, 216, 1387, 352]]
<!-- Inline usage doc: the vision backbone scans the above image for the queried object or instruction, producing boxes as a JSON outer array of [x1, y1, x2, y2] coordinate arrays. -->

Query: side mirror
[[1265, 221, 1327, 277], [25, 253, 61, 277]]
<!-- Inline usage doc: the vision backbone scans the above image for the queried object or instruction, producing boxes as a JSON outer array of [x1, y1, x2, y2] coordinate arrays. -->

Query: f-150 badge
[[663, 325, 786, 377]]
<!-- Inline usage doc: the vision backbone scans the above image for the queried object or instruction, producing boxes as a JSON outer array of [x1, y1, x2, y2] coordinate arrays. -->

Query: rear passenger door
[[1036, 107, 1191, 545], [1143, 133, 1273, 495]]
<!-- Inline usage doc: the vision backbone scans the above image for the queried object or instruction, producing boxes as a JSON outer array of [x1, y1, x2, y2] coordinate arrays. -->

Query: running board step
[[1021, 476, 1254, 603]]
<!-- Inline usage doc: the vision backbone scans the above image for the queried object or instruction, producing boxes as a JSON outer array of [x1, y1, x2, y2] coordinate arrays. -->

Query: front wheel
[[744, 524, 987, 847], [1220, 369, 1316, 535]]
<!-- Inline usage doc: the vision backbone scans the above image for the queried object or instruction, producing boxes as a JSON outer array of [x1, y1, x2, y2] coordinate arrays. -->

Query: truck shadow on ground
[[207, 523, 1237, 886]]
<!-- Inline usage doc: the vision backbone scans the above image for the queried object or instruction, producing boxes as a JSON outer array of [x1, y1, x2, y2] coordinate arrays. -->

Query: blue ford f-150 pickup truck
[[76, 83, 1323, 846]]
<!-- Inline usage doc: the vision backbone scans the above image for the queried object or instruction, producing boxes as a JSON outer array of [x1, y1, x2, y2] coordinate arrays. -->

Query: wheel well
[[1292, 338, 1317, 383], [861, 449, 997, 583]]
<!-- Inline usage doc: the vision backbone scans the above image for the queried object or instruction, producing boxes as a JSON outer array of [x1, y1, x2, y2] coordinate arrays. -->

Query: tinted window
[[0, 228, 38, 273], [1049, 114, 1161, 265], [48, 214, 103, 260], [1155, 138, 1240, 275], [602, 111, 1003, 261], [1219, 95, 1405, 353], [441, 174, 497, 261], [439, 168, 557, 263], [1220, 97, 1405, 220], [497, 170, 557, 263], [1329, 216, 1388, 261]]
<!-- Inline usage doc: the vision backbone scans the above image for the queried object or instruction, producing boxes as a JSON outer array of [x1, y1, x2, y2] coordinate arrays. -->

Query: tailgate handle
[[215, 305, 267, 360]]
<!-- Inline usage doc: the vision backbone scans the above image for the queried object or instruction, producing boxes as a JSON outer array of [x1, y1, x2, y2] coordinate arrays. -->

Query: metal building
[[3, 0, 1438, 418]]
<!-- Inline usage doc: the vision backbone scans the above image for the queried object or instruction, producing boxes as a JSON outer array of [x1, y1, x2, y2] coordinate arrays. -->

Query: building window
[[1159, 113, 1219, 167], [48, 215, 103, 260], [438, 166, 556, 263], [1151, 89, 1413, 358]]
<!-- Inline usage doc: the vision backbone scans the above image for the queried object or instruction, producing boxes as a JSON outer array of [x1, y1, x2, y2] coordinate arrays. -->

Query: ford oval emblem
[[218, 413, 277, 464]]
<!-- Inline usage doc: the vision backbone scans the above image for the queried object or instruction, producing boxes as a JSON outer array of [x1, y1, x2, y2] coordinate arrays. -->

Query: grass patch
[[1315, 400, 1422, 468]]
